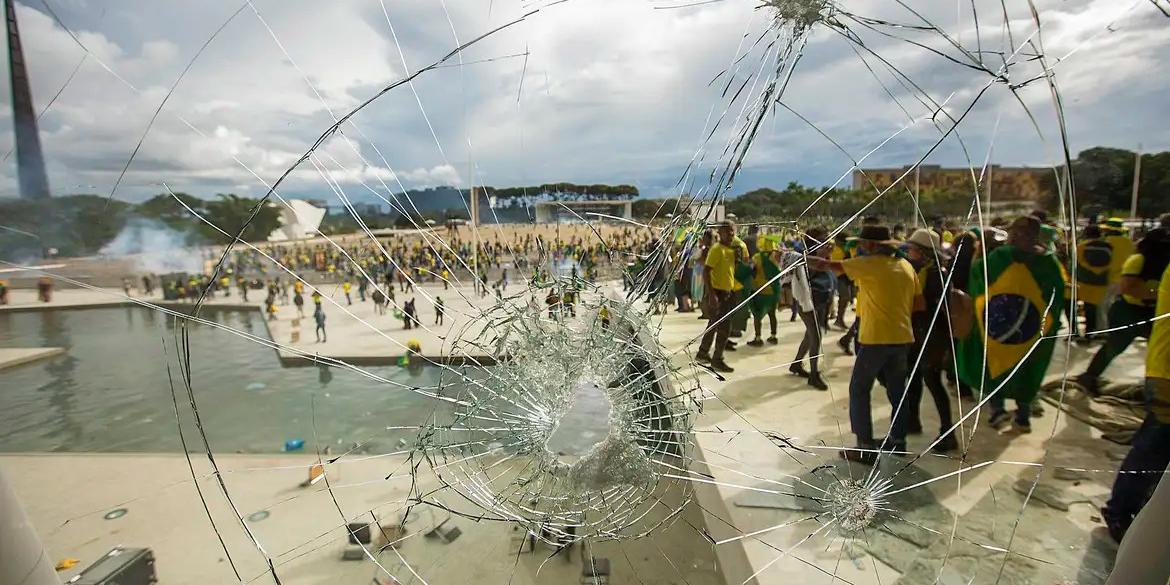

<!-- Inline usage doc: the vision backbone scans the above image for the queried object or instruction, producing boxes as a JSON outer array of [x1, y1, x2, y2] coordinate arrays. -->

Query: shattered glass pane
[[1, 1, 1168, 584]]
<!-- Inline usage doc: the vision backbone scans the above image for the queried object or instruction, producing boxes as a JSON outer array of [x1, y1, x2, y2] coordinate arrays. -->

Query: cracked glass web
[[1, 0, 1168, 584]]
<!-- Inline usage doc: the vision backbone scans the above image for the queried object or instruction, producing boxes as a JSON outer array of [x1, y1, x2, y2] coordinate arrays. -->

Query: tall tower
[[5, 0, 50, 199]]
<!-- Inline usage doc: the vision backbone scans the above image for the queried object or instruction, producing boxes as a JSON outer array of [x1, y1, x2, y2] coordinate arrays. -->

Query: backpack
[[947, 289, 975, 339]]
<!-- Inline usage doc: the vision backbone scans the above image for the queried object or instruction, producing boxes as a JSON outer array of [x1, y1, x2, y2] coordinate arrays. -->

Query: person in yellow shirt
[[1075, 228, 1168, 395], [812, 224, 922, 463], [697, 220, 739, 373], [1101, 260, 1170, 543]]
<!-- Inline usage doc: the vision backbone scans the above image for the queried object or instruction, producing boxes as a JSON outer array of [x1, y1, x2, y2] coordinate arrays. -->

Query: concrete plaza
[[0, 281, 1148, 584]]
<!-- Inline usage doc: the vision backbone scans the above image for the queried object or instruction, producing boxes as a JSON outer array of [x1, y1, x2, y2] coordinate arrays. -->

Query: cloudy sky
[[0, 0, 1167, 204]]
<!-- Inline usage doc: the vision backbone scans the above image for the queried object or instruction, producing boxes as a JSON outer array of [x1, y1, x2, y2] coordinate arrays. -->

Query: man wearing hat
[[811, 225, 921, 463], [902, 229, 959, 452]]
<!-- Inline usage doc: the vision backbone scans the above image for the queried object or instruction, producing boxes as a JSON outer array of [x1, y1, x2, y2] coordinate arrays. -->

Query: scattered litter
[[284, 438, 305, 451], [103, 508, 127, 520], [55, 558, 80, 571]]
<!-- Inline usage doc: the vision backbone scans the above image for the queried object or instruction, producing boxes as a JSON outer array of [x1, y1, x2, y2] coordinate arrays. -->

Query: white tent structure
[[267, 199, 326, 242]]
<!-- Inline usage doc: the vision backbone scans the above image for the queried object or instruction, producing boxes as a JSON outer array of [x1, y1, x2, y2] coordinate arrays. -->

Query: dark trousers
[[849, 344, 911, 444], [1083, 302, 1099, 336], [905, 347, 953, 434], [794, 309, 822, 373], [1104, 389, 1170, 531], [836, 279, 854, 322], [698, 290, 734, 360], [1087, 301, 1154, 378]]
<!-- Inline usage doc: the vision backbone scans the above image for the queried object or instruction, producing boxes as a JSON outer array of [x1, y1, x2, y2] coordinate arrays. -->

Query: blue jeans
[[1103, 379, 1170, 531], [989, 393, 1032, 426], [849, 343, 911, 445]]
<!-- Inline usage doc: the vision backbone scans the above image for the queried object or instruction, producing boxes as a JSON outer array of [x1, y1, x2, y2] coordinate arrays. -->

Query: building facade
[[853, 165, 1055, 203]]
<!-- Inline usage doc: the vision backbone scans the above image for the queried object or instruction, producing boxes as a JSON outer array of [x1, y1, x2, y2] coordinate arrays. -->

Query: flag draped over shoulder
[[958, 245, 1065, 402], [749, 251, 781, 316]]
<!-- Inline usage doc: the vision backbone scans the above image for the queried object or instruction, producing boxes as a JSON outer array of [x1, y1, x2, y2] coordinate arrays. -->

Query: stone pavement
[[0, 283, 1149, 584], [651, 299, 1140, 584], [2, 452, 725, 585]]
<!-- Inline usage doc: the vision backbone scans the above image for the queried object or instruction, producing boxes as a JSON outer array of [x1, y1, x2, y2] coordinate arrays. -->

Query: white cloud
[[0, 0, 1166, 203]]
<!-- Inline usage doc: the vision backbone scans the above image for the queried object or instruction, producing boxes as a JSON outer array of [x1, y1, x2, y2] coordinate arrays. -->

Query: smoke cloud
[[99, 218, 204, 274]]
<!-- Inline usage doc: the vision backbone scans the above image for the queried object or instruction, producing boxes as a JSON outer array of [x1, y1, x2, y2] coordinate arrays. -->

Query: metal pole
[[0, 466, 61, 585], [1130, 145, 1142, 221], [913, 165, 921, 227]]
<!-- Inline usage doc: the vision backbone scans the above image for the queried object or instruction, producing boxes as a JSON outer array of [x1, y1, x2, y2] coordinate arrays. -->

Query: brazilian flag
[[1076, 239, 1113, 306], [958, 246, 1065, 401], [749, 251, 781, 317]]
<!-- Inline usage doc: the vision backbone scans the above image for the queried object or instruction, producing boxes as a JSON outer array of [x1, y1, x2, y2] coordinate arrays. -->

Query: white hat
[[906, 228, 942, 251]]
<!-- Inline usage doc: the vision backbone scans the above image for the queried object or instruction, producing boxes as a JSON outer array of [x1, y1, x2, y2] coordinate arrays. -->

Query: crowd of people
[[675, 210, 1169, 544]]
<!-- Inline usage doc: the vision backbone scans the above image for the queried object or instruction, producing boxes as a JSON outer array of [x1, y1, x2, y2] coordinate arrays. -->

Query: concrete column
[[0, 465, 61, 585]]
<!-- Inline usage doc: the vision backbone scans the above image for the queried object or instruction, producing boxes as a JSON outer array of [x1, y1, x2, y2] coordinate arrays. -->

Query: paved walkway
[[654, 301, 1136, 584], [0, 284, 1147, 584]]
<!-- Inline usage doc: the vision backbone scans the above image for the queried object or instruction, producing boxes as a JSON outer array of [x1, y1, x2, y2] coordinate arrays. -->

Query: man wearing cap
[[902, 229, 959, 452], [1074, 228, 1170, 394], [697, 220, 742, 373], [811, 225, 921, 463]]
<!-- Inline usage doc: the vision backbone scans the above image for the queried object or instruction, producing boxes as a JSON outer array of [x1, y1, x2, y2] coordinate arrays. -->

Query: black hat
[[857, 225, 900, 245]]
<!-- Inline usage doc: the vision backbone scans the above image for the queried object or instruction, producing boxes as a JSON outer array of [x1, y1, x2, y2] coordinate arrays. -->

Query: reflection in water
[[37, 310, 83, 451], [0, 307, 458, 453]]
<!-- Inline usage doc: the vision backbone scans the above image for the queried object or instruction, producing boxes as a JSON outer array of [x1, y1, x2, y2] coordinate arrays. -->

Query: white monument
[[267, 199, 326, 241]]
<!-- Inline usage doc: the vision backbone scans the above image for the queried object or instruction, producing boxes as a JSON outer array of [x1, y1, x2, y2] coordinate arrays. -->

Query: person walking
[[1074, 228, 1168, 395], [343, 281, 353, 306], [1100, 260, 1170, 543], [782, 232, 829, 390], [435, 296, 445, 326], [812, 224, 920, 463], [696, 220, 740, 373], [831, 233, 854, 329], [747, 237, 781, 347], [293, 290, 305, 318], [902, 229, 958, 452], [957, 216, 1065, 435], [314, 305, 327, 343]]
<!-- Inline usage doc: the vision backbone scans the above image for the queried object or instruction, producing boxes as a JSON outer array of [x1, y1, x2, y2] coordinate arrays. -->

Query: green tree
[[135, 192, 206, 229], [201, 194, 281, 242]]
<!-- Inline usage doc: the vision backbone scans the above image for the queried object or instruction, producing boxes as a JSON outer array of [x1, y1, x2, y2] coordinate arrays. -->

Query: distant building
[[268, 199, 326, 241], [534, 199, 633, 223], [853, 164, 1056, 203]]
